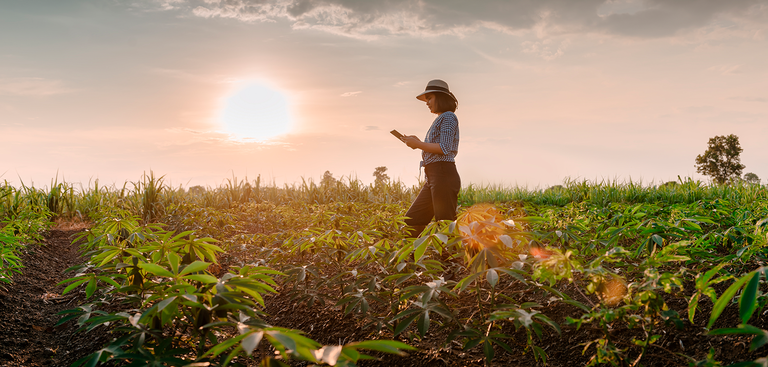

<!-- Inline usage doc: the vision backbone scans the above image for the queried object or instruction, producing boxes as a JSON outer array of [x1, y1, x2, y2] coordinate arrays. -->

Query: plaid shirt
[[422, 111, 459, 166]]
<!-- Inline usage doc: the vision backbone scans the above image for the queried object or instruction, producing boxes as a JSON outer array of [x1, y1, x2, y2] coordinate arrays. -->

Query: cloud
[[729, 96, 768, 102], [165, 0, 767, 39], [522, 38, 571, 60], [0, 77, 75, 96], [162, 127, 294, 148], [340, 91, 362, 97], [596, 1, 766, 38], [708, 64, 743, 75], [363, 125, 379, 131]]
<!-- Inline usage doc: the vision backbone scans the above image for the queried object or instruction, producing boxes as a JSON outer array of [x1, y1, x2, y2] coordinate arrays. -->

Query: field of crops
[[2, 173, 768, 366]]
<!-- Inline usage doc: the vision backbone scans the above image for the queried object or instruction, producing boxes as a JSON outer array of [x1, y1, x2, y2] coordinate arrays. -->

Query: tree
[[373, 166, 389, 184], [744, 172, 761, 185], [694, 134, 746, 185], [321, 170, 336, 186]]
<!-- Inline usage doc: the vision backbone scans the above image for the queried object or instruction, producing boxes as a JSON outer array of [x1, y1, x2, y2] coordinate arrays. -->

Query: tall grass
[[3, 174, 767, 224], [460, 177, 768, 207]]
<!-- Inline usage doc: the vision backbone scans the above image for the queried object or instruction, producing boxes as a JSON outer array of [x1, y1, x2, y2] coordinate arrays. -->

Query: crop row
[[2, 174, 768, 366]]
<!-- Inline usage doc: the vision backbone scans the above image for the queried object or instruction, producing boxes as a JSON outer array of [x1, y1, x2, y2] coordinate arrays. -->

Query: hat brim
[[416, 90, 458, 103]]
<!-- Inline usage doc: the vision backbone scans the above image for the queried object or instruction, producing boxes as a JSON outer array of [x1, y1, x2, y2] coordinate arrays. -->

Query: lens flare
[[530, 246, 553, 259], [599, 278, 628, 306]]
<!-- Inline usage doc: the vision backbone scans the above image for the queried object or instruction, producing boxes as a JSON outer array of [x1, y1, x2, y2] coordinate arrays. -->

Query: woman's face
[[425, 93, 439, 114]]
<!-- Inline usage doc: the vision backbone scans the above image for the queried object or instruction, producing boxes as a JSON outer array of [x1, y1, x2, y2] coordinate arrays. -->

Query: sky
[[1, 0, 767, 190]]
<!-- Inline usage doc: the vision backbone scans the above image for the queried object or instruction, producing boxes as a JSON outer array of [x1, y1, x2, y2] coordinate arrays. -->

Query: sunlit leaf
[[62, 278, 88, 295], [413, 236, 429, 262], [486, 269, 499, 288], [321, 345, 342, 365], [242, 330, 264, 356], [179, 261, 211, 276], [167, 251, 181, 274], [184, 274, 218, 283], [139, 263, 174, 278], [157, 296, 177, 312]]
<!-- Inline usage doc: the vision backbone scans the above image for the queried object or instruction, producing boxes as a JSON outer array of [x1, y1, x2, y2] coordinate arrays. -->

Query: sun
[[218, 81, 294, 141]]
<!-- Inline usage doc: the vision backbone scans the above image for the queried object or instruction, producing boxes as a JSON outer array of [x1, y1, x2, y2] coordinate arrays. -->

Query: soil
[[260, 277, 768, 367], [2, 227, 768, 366], [0, 226, 112, 367]]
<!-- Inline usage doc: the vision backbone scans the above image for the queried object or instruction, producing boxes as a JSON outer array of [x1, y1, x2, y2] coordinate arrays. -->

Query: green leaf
[[708, 272, 755, 329], [345, 340, 415, 354], [635, 242, 646, 258], [96, 276, 121, 288], [688, 293, 700, 324], [464, 337, 483, 350], [139, 263, 175, 278], [97, 249, 121, 267], [267, 329, 320, 356], [396, 244, 414, 265], [156, 296, 177, 312], [62, 278, 89, 295], [167, 251, 180, 274], [204, 333, 247, 358], [532, 345, 547, 364], [697, 263, 729, 289], [454, 272, 482, 292], [179, 261, 211, 276], [740, 271, 761, 324], [393, 311, 421, 336], [183, 274, 218, 283], [417, 311, 430, 337], [751, 330, 768, 351], [85, 277, 96, 299], [341, 346, 361, 363], [413, 236, 429, 262], [708, 324, 765, 336], [534, 314, 562, 335], [483, 339, 495, 363]]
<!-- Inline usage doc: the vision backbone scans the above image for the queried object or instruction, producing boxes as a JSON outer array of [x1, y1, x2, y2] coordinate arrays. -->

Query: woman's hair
[[432, 92, 458, 113]]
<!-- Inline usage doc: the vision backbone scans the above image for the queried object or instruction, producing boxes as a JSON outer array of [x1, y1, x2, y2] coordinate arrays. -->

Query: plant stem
[[631, 322, 652, 367], [476, 281, 485, 322]]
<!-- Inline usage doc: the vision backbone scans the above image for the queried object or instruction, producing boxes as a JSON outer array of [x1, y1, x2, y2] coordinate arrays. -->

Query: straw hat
[[416, 79, 458, 103]]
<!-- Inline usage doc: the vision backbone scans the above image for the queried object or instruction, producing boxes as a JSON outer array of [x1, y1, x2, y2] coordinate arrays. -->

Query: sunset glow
[[0, 1, 766, 188], [219, 82, 293, 142]]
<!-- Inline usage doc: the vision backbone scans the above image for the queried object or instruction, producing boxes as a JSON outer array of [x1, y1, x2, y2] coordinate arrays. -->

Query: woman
[[401, 79, 461, 237]]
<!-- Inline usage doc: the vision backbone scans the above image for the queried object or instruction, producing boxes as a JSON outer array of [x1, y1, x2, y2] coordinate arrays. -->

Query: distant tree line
[[319, 166, 390, 187]]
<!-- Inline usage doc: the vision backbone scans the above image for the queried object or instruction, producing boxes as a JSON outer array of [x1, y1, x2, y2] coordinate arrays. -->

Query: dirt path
[[0, 228, 109, 367]]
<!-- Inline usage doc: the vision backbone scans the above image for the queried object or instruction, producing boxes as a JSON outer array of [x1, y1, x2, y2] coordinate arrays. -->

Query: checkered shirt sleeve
[[422, 111, 459, 166]]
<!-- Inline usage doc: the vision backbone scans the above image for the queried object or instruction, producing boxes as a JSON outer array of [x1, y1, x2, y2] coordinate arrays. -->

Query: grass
[[461, 176, 768, 207], [3, 173, 768, 222]]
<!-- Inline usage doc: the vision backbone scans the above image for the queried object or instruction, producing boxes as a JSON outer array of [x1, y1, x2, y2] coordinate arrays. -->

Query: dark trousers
[[405, 162, 461, 235]]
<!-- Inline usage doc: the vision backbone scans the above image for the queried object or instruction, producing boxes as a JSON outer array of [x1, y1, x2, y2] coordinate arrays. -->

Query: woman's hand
[[402, 135, 444, 154], [402, 135, 422, 149]]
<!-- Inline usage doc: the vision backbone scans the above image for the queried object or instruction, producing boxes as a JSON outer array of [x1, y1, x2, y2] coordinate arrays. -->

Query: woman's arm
[[402, 136, 445, 154]]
